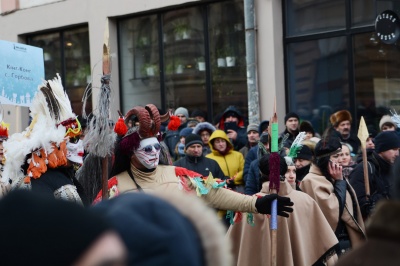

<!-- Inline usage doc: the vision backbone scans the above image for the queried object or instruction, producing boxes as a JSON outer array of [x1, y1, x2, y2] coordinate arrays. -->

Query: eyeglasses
[[139, 143, 161, 154]]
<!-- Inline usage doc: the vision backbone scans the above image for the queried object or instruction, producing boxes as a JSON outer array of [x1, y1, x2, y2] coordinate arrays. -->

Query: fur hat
[[284, 112, 300, 123], [247, 123, 259, 133], [185, 134, 203, 149], [330, 110, 352, 127], [379, 115, 396, 130], [374, 131, 400, 153], [315, 136, 342, 159], [174, 107, 189, 118]]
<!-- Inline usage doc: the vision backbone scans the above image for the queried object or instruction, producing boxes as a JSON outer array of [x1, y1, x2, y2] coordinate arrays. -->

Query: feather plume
[[2, 74, 73, 187], [287, 131, 306, 158], [82, 74, 116, 157], [390, 109, 400, 128]]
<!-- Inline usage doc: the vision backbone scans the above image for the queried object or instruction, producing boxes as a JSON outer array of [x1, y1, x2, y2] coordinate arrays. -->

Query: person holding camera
[[217, 106, 247, 151]]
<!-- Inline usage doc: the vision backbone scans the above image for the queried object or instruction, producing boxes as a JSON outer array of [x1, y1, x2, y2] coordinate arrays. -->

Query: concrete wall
[[0, 0, 286, 132]]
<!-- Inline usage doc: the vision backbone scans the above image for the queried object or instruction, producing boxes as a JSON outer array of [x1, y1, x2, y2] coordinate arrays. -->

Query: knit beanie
[[179, 127, 193, 137], [247, 123, 259, 133], [299, 120, 315, 135], [259, 153, 288, 177], [0, 190, 112, 266], [185, 134, 203, 149], [379, 115, 396, 130], [174, 107, 189, 118], [374, 131, 400, 153], [191, 109, 207, 120], [259, 120, 269, 133], [284, 112, 300, 123]]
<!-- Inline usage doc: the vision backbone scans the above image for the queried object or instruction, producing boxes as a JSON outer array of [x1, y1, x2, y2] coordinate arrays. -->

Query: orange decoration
[[26, 150, 48, 179], [114, 117, 128, 136]]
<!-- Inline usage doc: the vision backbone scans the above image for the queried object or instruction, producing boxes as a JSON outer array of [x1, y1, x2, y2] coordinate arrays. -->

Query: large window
[[27, 26, 91, 116], [118, 0, 247, 122], [285, 0, 400, 135]]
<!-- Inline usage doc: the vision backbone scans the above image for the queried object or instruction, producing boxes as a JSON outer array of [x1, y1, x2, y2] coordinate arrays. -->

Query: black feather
[[40, 84, 61, 121]]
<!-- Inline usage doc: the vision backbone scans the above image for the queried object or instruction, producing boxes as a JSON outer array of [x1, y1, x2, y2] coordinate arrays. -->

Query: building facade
[[1, 0, 399, 135]]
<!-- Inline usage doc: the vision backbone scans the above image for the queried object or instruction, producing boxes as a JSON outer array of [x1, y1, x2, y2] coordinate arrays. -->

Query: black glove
[[361, 196, 375, 217], [255, 194, 294, 217], [226, 178, 236, 190]]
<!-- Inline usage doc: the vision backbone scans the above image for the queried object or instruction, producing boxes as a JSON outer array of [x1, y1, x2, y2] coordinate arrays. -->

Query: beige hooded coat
[[226, 180, 339, 266]]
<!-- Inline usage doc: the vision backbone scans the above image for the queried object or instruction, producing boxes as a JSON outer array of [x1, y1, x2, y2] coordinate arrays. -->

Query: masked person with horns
[[94, 104, 294, 222], [2, 74, 87, 204]]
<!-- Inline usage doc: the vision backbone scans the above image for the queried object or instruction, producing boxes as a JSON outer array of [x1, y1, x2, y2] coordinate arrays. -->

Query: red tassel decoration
[[167, 116, 180, 131], [269, 152, 281, 192], [114, 117, 128, 136]]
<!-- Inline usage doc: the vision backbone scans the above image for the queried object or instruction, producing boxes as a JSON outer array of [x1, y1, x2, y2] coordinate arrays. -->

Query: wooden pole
[[101, 21, 110, 200]]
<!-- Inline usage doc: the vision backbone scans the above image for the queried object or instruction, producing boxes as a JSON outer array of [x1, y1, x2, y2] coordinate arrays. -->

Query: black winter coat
[[173, 155, 227, 179]]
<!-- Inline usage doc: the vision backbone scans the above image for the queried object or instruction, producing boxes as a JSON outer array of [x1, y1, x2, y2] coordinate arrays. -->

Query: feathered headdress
[[2, 74, 80, 188], [390, 109, 400, 128], [284, 132, 306, 166]]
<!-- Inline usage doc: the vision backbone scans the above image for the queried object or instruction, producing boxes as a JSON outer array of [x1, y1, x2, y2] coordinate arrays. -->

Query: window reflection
[[208, 0, 247, 119], [27, 27, 91, 116], [286, 0, 346, 37], [118, 1, 248, 122], [119, 15, 161, 113], [163, 7, 206, 111], [287, 37, 348, 134], [354, 32, 400, 130]]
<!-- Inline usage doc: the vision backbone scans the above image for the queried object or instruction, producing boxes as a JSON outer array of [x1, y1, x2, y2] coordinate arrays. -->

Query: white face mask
[[66, 139, 84, 165], [134, 137, 161, 169]]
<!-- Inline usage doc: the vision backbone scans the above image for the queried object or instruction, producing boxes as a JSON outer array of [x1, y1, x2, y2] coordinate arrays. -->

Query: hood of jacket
[[208, 130, 233, 153], [219, 106, 245, 130], [192, 122, 216, 135]]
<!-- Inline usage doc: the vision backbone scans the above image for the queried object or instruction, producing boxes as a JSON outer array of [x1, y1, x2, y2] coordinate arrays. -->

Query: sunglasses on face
[[139, 143, 161, 154]]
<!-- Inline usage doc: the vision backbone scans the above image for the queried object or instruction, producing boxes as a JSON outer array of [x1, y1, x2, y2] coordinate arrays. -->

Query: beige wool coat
[[300, 165, 366, 249], [226, 180, 339, 266]]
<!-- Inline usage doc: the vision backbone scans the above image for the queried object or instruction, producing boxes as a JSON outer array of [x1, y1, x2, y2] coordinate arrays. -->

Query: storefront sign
[[0, 40, 44, 107], [375, 10, 400, 45]]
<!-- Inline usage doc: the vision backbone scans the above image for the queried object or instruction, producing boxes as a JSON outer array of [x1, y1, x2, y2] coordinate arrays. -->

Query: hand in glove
[[255, 194, 294, 217], [226, 178, 236, 190], [361, 195, 376, 217]]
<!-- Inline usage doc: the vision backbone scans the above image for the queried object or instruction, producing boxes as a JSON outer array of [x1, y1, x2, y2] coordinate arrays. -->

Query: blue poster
[[0, 40, 44, 107]]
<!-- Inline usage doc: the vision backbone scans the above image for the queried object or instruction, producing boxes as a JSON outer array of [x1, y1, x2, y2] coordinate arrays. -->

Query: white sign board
[[0, 40, 44, 107]]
